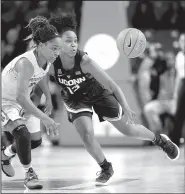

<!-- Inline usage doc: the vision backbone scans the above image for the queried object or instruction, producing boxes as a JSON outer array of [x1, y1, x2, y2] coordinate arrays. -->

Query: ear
[[38, 42, 43, 48]]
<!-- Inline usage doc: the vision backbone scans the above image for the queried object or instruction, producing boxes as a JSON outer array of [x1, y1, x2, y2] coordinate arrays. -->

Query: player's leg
[[74, 115, 105, 163], [73, 115, 114, 186], [65, 102, 106, 164], [7, 115, 42, 153], [10, 115, 42, 189], [98, 95, 180, 160], [25, 116, 43, 150], [1, 105, 42, 189], [65, 102, 114, 185], [1, 110, 16, 177], [110, 118, 180, 160], [8, 132, 42, 153], [1, 131, 14, 147]]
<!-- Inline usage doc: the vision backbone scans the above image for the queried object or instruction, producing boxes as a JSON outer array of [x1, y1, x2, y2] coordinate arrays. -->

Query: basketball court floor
[[2, 145, 184, 193]]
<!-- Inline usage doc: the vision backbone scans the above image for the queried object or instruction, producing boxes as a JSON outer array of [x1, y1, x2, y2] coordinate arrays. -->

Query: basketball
[[116, 28, 147, 58]]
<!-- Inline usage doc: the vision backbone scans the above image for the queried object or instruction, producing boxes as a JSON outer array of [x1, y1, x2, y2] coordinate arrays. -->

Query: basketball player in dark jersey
[[48, 12, 180, 185]]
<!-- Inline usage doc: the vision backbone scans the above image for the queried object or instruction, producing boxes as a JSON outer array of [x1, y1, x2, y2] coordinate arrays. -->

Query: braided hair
[[49, 12, 77, 35], [25, 16, 59, 44]]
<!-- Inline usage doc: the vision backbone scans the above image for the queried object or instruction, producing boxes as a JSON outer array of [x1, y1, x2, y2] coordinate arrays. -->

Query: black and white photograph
[[1, 0, 185, 193]]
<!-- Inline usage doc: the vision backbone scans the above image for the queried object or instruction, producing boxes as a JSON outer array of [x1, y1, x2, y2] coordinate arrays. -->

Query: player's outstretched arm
[[81, 55, 130, 109], [15, 58, 60, 135], [15, 58, 52, 121], [80, 54, 131, 112]]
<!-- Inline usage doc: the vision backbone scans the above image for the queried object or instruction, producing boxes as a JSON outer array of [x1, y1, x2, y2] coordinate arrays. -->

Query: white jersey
[[2, 49, 51, 101]]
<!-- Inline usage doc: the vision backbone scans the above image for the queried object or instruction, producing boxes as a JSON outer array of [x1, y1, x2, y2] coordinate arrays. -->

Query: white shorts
[[2, 99, 40, 134]]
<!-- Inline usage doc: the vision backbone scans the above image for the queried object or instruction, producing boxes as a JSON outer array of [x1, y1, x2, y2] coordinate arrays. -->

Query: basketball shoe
[[154, 134, 180, 160], [1, 146, 15, 177], [24, 167, 43, 189], [95, 162, 114, 186]]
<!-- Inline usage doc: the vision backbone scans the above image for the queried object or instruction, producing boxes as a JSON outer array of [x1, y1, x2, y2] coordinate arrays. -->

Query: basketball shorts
[[2, 99, 40, 133], [63, 94, 124, 123]]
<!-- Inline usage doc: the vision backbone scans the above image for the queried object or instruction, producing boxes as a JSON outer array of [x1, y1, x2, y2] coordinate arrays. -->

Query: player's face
[[61, 31, 78, 57], [179, 34, 185, 52], [40, 37, 62, 63]]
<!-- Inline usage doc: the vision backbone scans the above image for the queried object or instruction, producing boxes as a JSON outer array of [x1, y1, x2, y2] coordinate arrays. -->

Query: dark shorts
[[64, 94, 124, 123]]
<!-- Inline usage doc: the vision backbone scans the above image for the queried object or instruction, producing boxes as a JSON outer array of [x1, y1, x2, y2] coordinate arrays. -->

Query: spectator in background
[[1, 26, 21, 68], [170, 33, 185, 146], [175, 2, 185, 32], [143, 51, 176, 134], [159, 2, 185, 31], [132, 0, 157, 30], [137, 43, 162, 108], [133, 43, 160, 129], [1, 41, 6, 69], [160, 2, 177, 30], [149, 51, 168, 100]]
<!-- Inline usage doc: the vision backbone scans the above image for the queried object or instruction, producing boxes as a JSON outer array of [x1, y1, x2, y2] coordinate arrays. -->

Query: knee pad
[[31, 138, 42, 149], [12, 124, 30, 139], [12, 124, 31, 165]]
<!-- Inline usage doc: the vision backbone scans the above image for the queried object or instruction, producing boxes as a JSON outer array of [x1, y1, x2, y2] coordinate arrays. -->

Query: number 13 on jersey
[[67, 84, 80, 94]]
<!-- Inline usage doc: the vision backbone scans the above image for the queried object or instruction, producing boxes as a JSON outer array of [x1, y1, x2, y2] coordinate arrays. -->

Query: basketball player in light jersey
[[1, 16, 61, 189], [48, 12, 180, 185]]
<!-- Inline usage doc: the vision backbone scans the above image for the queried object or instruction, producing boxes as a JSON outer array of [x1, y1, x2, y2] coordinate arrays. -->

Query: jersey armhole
[[14, 57, 34, 76], [79, 53, 93, 78]]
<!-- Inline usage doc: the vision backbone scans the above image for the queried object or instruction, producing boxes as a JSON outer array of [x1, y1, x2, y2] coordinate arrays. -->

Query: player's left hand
[[44, 97, 53, 116], [124, 109, 136, 125]]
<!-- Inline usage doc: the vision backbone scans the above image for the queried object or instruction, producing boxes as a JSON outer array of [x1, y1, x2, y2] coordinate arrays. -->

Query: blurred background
[[1, 0, 185, 147]]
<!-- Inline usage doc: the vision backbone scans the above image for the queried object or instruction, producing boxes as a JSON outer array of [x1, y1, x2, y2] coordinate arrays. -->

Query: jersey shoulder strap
[[75, 50, 87, 68]]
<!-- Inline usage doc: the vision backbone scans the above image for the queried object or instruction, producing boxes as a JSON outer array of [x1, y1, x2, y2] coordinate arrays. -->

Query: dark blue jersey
[[53, 50, 111, 103]]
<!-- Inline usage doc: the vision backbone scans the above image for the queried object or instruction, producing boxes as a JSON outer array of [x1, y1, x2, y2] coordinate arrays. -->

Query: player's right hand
[[42, 117, 60, 136]]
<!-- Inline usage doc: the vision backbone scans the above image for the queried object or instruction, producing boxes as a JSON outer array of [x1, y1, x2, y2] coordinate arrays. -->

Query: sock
[[12, 125, 31, 165], [152, 133, 162, 145], [4, 145, 16, 157], [23, 164, 32, 173], [99, 159, 110, 170]]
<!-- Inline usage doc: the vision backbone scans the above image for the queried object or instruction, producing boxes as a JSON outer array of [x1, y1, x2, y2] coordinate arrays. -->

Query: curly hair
[[25, 16, 59, 44], [49, 12, 77, 35]]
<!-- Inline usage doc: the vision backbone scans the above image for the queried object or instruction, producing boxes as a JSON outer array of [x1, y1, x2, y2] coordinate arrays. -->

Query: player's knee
[[81, 130, 94, 144], [12, 124, 31, 165], [12, 125, 31, 142], [31, 138, 42, 149], [6, 119, 26, 134]]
